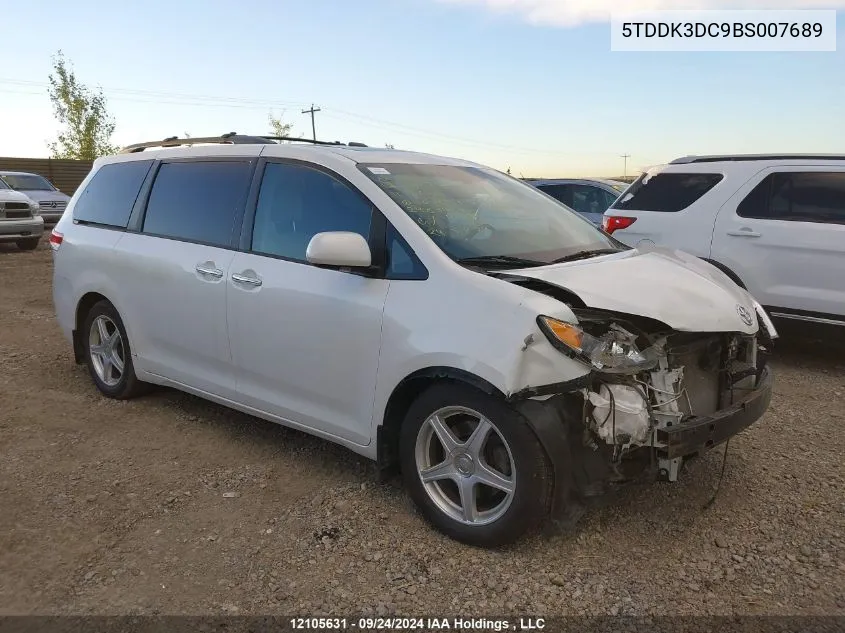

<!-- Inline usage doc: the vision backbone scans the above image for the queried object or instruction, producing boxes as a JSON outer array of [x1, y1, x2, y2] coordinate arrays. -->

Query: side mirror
[[306, 231, 372, 268]]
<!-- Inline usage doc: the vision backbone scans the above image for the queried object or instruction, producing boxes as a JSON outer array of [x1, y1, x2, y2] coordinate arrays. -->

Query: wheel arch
[[376, 366, 505, 477], [72, 291, 113, 364], [702, 257, 747, 289]]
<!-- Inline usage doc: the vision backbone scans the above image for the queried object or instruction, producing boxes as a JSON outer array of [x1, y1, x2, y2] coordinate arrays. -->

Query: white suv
[[51, 135, 777, 546], [603, 154, 845, 327]]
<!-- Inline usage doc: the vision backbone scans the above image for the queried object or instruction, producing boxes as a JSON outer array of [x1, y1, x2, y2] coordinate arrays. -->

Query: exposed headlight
[[751, 298, 778, 340], [537, 315, 659, 374], [29, 202, 41, 215]]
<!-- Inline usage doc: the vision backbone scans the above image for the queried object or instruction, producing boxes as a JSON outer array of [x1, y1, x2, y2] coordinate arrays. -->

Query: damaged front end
[[510, 306, 774, 527]]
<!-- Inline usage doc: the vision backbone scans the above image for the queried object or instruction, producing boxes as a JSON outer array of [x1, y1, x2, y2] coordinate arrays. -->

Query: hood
[[508, 245, 759, 334], [0, 190, 35, 204], [17, 190, 69, 203]]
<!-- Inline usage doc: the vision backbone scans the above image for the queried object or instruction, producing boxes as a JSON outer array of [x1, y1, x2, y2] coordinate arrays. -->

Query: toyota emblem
[[737, 305, 754, 326]]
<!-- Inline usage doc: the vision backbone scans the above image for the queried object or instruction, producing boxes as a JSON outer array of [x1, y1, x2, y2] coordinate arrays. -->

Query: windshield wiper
[[456, 255, 545, 269], [550, 248, 623, 264]]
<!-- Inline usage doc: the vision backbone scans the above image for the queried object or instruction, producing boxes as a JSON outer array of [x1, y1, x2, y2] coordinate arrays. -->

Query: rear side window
[[142, 161, 253, 247], [538, 184, 573, 207], [612, 172, 723, 212], [738, 172, 845, 224], [570, 184, 617, 214], [73, 160, 153, 227]]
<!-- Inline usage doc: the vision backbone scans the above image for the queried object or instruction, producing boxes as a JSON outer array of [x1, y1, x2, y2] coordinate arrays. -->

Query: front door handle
[[195, 263, 224, 278], [727, 228, 762, 238], [232, 272, 263, 287]]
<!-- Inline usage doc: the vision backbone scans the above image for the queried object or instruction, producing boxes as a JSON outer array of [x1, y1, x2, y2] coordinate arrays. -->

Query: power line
[[0, 78, 629, 159], [301, 104, 321, 141]]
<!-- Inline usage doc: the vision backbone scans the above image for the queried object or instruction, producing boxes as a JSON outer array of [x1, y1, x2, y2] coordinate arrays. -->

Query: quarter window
[[73, 160, 153, 228], [251, 163, 373, 262], [386, 224, 427, 280], [613, 173, 723, 212], [738, 172, 845, 224], [142, 161, 253, 247]]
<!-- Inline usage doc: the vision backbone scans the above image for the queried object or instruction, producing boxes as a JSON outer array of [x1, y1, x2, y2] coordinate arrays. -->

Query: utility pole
[[620, 154, 631, 179], [302, 104, 321, 141]]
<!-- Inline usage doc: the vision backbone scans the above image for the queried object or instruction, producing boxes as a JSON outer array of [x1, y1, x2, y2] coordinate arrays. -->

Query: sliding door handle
[[195, 264, 224, 278], [232, 272, 263, 287]]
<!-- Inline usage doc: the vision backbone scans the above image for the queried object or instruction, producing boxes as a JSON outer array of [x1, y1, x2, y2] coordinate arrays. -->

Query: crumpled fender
[[513, 394, 611, 529]]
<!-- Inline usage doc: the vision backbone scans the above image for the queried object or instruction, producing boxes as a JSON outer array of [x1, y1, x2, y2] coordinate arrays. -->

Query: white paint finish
[[54, 142, 773, 463], [305, 232, 372, 268], [606, 157, 845, 320], [371, 264, 592, 432], [109, 232, 238, 398], [607, 162, 736, 257], [711, 165, 845, 316], [50, 223, 126, 339], [508, 246, 758, 333], [226, 253, 389, 446]]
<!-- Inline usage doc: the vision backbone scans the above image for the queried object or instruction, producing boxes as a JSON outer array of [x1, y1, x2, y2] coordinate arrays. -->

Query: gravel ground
[[0, 237, 843, 617]]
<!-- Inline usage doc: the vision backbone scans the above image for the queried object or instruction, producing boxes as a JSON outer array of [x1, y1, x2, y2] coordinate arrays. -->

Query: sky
[[1, 0, 844, 177]]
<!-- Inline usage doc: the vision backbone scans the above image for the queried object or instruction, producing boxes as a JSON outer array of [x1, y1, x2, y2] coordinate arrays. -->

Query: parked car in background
[[603, 154, 845, 328], [52, 135, 775, 546], [0, 178, 43, 250], [0, 171, 71, 225], [526, 178, 628, 225]]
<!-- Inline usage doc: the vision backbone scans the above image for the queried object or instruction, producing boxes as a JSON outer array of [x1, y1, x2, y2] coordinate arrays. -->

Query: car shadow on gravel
[[140, 385, 379, 480], [769, 321, 845, 371]]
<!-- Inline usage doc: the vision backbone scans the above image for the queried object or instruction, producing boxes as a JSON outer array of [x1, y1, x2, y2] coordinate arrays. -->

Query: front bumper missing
[[515, 366, 773, 528], [656, 366, 772, 459]]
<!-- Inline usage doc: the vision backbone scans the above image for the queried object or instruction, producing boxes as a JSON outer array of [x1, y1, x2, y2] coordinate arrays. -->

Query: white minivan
[[603, 154, 845, 328], [51, 135, 776, 546]]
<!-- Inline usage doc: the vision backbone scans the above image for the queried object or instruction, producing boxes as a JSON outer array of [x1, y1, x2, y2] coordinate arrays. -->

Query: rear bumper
[[0, 217, 44, 241], [656, 366, 772, 459]]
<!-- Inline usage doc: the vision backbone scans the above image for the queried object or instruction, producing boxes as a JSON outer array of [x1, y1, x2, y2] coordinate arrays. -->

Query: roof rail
[[118, 133, 368, 154], [670, 153, 845, 164]]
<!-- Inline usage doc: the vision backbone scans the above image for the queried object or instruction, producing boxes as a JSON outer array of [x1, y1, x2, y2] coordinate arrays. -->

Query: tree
[[47, 51, 117, 159], [268, 112, 293, 139]]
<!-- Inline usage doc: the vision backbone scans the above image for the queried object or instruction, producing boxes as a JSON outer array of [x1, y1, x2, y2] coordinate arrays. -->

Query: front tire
[[399, 383, 551, 547], [82, 300, 148, 399], [16, 238, 39, 251]]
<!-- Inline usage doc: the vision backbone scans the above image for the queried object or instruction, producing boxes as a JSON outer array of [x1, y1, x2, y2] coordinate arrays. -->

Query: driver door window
[[251, 163, 373, 260]]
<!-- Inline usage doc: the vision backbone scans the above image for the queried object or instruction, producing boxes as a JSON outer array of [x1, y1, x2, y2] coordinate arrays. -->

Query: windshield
[[610, 183, 628, 192], [360, 163, 620, 266], [0, 178, 8, 190], [1, 174, 56, 191]]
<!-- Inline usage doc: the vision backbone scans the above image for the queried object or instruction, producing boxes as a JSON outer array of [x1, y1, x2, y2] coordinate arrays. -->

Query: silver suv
[[0, 171, 71, 225], [0, 178, 43, 250]]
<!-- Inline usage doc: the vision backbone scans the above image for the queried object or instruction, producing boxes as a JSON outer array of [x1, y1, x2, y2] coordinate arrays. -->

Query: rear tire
[[82, 300, 149, 399], [399, 383, 551, 547], [16, 238, 39, 251]]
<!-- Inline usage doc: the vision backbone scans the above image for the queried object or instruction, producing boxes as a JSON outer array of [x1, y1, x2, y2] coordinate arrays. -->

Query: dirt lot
[[1, 237, 843, 617]]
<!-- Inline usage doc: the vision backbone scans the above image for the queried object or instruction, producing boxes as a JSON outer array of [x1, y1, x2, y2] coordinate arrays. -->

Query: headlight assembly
[[751, 298, 779, 341], [537, 315, 659, 374]]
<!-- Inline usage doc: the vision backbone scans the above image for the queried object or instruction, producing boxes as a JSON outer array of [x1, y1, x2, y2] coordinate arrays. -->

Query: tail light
[[49, 229, 63, 251], [602, 215, 637, 234]]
